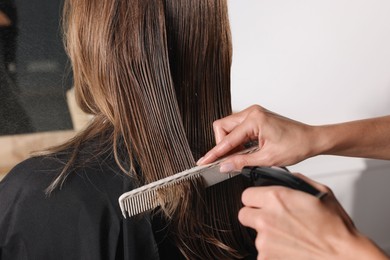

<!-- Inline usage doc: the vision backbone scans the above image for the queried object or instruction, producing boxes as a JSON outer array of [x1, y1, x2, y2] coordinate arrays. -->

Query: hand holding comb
[[118, 146, 324, 218]]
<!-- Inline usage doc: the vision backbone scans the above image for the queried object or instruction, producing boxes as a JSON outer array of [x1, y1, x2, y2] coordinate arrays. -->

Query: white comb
[[118, 146, 259, 218]]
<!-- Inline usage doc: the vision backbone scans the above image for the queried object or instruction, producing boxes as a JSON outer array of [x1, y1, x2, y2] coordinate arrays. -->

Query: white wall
[[228, 0, 390, 253]]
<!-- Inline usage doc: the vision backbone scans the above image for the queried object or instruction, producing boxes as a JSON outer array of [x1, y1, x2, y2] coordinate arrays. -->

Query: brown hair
[[49, 0, 255, 258]]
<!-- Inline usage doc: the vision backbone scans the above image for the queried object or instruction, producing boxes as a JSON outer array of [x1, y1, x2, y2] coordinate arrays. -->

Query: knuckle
[[267, 189, 279, 200], [241, 189, 250, 204], [241, 187, 258, 205], [237, 208, 245, 222], [258, 152, 275, 167], [255, 234, 264, 250], [249, 104, 263, 113], [249, 105, 266, 119], [267, 187, 287, 202], [255, 235, 269, 259], [212, 119, 222, 130], [234, 155, 249, 168], [253, 216, 265, 230]]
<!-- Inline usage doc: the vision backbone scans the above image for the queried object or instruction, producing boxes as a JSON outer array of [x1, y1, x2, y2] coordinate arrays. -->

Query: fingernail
[[196, 157, 205, 165], [220, 162, 235, 173], [197, 153, 213, 165]]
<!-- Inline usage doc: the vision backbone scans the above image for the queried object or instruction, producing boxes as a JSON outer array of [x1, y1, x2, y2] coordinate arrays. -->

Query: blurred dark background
[[0, 0, 72, 136]]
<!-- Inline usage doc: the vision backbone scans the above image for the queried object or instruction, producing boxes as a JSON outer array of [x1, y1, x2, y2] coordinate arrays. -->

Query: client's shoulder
[[0, 155, 66, 193]]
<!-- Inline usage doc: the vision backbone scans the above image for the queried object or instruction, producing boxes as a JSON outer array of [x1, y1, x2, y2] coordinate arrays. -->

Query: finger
[[241, 187, 271, 208], [238, 206, 266, 231], [197, 137, 250, 166], [213, 112, 247, 144], [241, 185, 317, 210], [198, 122, 258, 165], [219, 150, 274, 172], [213, 117, 239, 144], [214, 126, 229, 145], [196, 141, 243, 165], [196, 145, 223, 165]]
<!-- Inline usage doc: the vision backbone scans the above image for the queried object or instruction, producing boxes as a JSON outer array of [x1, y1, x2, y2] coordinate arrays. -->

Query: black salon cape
[[0, 154, 183, 260]]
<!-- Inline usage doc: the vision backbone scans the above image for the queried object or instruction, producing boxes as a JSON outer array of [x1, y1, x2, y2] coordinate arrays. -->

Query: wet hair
[[48, 0, 255, 258]]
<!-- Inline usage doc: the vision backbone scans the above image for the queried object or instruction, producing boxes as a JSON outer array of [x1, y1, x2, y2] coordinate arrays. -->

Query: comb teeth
[[119, 171, 203, 218], [118, 145, 260, 218], [123, 189, 158, 218]]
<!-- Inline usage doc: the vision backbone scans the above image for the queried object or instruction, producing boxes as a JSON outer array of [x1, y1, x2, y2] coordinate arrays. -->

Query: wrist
[[306, 125, 332, 157]]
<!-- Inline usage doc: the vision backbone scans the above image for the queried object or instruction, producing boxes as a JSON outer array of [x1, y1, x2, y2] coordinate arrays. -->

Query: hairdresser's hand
[[239, 174, 389, 260], [197, 105, 318, 171]]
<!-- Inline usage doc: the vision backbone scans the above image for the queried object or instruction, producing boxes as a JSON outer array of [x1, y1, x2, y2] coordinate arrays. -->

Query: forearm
[[311, 116, 390, 159]]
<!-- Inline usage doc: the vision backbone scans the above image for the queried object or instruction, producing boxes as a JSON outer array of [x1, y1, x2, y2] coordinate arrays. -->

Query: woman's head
[[61, 0, 254, 258]]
